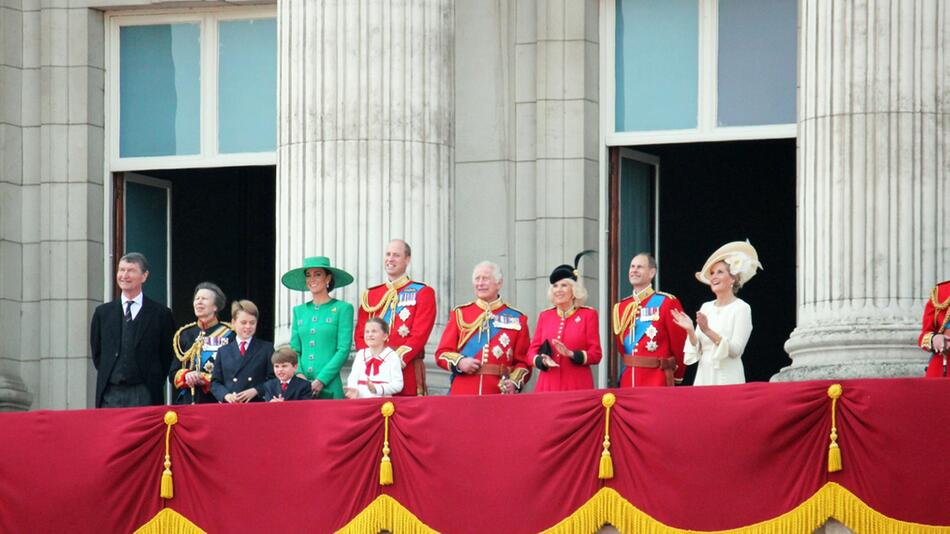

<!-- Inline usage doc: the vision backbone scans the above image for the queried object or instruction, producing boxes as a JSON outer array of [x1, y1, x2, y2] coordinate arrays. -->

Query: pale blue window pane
[[120, 24, 201, 157], [615, 0, 698, 131], [125, 181, 169, 305], [218, 18, 277, 153], [718, 0, 797, 126]]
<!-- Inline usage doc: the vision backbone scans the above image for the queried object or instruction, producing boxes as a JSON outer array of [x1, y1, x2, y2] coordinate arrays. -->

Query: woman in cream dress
[[671, 241, 762, 385]]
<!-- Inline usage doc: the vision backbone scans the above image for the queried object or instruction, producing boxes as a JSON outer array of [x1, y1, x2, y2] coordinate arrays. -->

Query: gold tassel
[[380, 401, 395, 486], [598, 393, 616, 480], [827, 384, 843, 473], [161, 411, 179, 499]]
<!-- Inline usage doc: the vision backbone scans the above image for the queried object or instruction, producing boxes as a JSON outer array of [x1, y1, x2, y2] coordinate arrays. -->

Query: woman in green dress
[[282, 256, 355, 399]]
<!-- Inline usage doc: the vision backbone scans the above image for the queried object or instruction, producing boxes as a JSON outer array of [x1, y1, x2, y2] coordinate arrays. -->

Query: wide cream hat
[[695, 241, 763, 287]]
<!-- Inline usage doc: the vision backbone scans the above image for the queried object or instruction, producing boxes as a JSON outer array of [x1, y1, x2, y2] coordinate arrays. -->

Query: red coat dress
[[435, 299, 531, 395], [612, 288, 686, 387], [918, 280, 950, 378], [356, 276, 437, 396], [528, 306, 603, 392]]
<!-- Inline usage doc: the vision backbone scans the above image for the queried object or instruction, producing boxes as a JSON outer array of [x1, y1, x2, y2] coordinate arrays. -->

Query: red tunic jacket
[[435, 299, 531, 395], [919, 281, 950, 378], [613, 288, 686, 387], [528, 306, 602, 392], [356, 276, 437, 395]]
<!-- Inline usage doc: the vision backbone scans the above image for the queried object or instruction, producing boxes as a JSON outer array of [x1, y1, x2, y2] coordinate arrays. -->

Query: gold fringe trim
[[542, 483, 950, 534], [336, 494, 438, 534], [133, 508, 205, 534]]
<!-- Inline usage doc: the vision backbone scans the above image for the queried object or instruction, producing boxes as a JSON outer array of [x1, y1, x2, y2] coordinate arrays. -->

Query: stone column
[[778, 0, 950, 380], [275, 1, 453, 351], [0, 1, 31, 411], [517, 0, 600, 312]]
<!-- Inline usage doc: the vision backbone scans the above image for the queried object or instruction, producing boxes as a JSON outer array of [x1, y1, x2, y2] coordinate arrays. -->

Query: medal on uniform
[[398, 325, 410, 337], [645, 325, 658, 352], [492, 346, 503, 358], [398, 291, 416, 306], [399, 308, 411, 321], [499, 333, 510, 347]]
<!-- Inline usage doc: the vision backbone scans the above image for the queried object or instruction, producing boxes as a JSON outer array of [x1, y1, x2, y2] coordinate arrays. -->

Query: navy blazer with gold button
[[210, 337, 275, 402]]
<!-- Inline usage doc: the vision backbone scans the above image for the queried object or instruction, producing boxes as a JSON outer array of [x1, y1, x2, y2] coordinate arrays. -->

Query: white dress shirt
[[120, 292, 144, 321]]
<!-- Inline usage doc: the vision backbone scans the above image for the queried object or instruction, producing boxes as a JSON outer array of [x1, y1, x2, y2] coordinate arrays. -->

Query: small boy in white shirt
[[345, 318, 404, 398]]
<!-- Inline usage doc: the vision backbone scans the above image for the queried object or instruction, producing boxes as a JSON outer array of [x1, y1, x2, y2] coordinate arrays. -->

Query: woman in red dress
[[528, 252, 602, 392]]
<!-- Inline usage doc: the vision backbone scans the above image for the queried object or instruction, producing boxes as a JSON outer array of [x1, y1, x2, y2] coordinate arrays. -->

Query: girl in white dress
[[344, 318, 404, 398], [671, 241, 762, 385]]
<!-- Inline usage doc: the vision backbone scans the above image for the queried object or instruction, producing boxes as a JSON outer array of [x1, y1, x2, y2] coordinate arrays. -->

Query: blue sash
[[618, 293, 666, 383], [381, 282, 424, 324], [451, 307, 522, 380], [200, 327, 234, 370]]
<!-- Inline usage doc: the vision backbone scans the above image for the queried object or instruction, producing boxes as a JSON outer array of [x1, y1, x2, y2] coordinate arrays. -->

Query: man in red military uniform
[[355, 240, 437, 395], [918, 280, 950, 378], [612, 253, 686, 387], [436, 261, 531, 395]]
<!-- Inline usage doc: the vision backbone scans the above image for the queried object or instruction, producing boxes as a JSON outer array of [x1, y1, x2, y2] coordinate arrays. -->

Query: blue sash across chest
[[459, 307, 521, 359], [622, 293, 666, 354], [381, 282, 423, 324], [618, 293, 665, 383]]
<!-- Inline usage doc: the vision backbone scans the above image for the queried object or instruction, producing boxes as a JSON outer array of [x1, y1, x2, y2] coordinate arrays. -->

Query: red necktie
[[281, 382, 288, 392], [239, 341, 247, 356]]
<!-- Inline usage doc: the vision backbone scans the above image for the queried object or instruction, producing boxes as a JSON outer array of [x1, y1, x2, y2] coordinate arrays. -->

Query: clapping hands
[[670, 308, 694, 333]]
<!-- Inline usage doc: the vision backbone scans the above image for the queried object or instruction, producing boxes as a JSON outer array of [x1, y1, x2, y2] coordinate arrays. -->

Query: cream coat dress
[[684, 299, 752, 385]]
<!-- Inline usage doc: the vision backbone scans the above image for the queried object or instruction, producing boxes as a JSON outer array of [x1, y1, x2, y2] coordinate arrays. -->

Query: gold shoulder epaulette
[[656, 291, 677, 300], [505, 305, 526, 316], [172, 322, 197, 361], [359, 288, 372, 312], [174, 322, 197, 337], [211, 322, 233, 337], [931, 285, 950, 311]]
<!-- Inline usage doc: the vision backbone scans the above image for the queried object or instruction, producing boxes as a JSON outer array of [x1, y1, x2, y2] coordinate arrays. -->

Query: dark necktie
[[281, 382, 288, 392], [124, 301, 133, 322], [239, 341, 247, 356]]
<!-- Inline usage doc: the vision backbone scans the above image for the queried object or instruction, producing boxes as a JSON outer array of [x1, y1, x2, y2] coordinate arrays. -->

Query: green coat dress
[[289, 298, 354, 399]]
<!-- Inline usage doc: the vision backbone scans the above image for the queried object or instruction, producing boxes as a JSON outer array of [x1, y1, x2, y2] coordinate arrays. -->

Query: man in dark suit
[[211, 300, 275, 403], [90, 252, 176, 408]]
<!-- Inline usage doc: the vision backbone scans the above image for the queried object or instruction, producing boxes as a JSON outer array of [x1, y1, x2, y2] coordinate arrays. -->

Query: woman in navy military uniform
[[170, 282, 235, 404]]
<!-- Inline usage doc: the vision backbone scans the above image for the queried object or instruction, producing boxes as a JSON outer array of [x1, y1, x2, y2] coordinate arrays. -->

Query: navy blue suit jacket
[[210, 337, 275, 402], [260, 376, 312, 401]]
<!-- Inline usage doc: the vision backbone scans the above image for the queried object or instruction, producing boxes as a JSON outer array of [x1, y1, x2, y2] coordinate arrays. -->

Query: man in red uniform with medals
[[918, 279, 950, 378], [435, 261, 531, 395], [355, 239, 437, 395], [612, 253, 686, 387]]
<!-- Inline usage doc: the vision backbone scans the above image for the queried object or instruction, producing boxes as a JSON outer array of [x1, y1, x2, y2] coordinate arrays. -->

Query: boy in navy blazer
[[211, 300, 275, 403], [260, 347, 312, 401]]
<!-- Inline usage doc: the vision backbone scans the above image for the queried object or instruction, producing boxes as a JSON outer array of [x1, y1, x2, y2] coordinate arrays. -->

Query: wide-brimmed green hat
[[281, 256, 354, 291]]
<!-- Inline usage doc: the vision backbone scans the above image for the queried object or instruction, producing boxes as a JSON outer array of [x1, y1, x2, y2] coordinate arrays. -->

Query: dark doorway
[[609, 139, 795, 383], [134, 166, 276, 342]]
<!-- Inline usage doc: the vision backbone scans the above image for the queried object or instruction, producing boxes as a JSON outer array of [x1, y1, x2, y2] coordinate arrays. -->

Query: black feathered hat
[[549, 250, 596, 285]]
